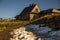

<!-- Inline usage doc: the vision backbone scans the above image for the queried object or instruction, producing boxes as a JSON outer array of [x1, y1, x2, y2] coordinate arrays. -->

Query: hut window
[[35, 8, 38, 12]]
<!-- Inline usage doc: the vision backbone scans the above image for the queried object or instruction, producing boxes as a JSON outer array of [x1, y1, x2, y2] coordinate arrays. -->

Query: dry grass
[[0, 20, 29, 40]]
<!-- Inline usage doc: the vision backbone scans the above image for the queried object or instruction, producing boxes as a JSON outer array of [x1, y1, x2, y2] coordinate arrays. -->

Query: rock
[[10, 27, 36, 40]]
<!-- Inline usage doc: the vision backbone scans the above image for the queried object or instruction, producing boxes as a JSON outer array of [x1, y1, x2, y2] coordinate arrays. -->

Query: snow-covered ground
[[10, 24, 60, 40]]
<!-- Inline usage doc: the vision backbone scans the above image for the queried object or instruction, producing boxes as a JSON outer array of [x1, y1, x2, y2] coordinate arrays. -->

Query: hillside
[[10, 14, 60, 40], [30, 14, 60, 30], [0, 14, 60, 40], [0, 20, 29, 40]]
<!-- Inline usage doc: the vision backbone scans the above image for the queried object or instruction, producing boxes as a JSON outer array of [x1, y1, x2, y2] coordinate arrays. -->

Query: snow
[[39, 27, 51, 33], [48, 30, 60, 37], [10, 24, 60, 40]]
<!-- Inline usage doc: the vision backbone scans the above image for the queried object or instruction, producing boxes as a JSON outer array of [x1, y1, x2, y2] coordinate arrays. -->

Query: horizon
[[0, 0, 60, 18]]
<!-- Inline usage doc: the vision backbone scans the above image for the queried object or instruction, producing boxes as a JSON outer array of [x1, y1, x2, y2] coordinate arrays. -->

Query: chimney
[[29, 3, 36, 6]]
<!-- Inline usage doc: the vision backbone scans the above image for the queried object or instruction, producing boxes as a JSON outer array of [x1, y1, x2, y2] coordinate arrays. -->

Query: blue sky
[[0, 0, 60, 18]]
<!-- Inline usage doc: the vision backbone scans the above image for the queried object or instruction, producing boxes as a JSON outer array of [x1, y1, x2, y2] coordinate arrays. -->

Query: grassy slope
[[0, 20, 29, 40], [0, 14, 60, 40]]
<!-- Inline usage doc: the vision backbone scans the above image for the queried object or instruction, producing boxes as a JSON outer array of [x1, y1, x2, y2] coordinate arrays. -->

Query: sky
[[0, 0, 60, 18]]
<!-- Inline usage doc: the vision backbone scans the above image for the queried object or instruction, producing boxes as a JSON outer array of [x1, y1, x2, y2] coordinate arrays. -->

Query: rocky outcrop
[[10, 27, 36, 40], [10, 24, 60, 40]]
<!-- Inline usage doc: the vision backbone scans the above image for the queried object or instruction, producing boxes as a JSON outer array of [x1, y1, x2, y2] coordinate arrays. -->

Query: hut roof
[[20, 4, 37, 15]]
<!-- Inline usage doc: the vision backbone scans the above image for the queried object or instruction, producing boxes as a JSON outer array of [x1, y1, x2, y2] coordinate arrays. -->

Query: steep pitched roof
[[39, 8, 60, 16], [40, 8, 60, 13], [20, 4, 36, 15]]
